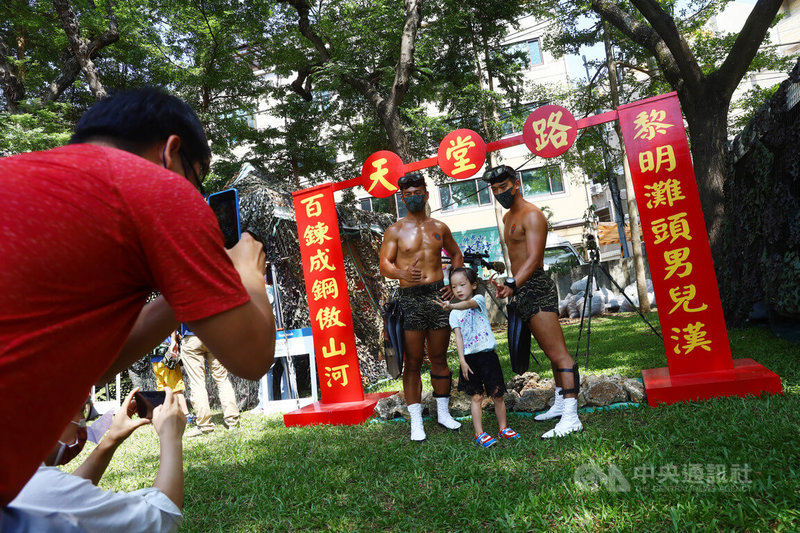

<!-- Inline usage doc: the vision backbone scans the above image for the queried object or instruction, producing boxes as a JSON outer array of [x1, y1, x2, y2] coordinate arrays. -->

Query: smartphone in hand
[[207, 188, 241, 248], [133, 390, 166, 419]]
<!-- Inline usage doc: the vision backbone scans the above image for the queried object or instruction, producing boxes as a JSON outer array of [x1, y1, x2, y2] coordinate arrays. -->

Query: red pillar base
[[642, 358, 782, 407], [283, 392, 397, 427]]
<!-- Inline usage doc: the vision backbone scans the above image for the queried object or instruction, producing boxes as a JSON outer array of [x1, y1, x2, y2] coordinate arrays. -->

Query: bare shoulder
[[521, 201, 547, 228], [429, 217, 452, 234]]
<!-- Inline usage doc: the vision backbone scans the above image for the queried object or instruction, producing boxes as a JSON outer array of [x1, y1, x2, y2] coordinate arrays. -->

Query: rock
[[421, 391, 434, 415], [610, 374, 623, 384], [507, 372, 539, 393], [449, 391, 472, 416], [585, 379, 627, 406], [515, 384, 553, 412], [374, 393, 406, 420], [623, 378, 646, 403]]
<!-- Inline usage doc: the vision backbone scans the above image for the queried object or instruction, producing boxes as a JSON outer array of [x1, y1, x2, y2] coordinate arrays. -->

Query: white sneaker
[[436, 397, 461, 430], [541, 398, 582, 439], [408, 403, 426, 442], [535, 387, 564, 421]]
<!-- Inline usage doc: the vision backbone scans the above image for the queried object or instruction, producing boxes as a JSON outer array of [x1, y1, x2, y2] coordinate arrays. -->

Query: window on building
[[508, 39, 543, 68], [439, 178, 492, 211], [519, 165, 564, 197], [359, 192, 408, 218]]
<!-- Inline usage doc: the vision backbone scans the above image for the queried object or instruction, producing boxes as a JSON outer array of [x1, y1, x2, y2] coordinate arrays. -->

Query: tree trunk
[[53, 0, 107, 100], [604, 22, 650, 312], [680, 91, 729, 266]]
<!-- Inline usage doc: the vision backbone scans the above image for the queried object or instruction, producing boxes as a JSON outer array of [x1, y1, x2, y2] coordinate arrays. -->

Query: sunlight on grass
[[70, 314, 799, 531]]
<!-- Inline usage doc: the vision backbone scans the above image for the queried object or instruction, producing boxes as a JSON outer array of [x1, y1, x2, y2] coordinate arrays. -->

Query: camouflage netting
[[722, 58, 800, 331], [128, 168, 396, 410]]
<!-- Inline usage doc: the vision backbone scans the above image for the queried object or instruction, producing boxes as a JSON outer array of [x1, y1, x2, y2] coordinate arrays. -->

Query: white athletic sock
[[408, 403, 426, 441], [435, 396, 461, 430], [541, 397, 582, 439], [535, 386, 564, 421]]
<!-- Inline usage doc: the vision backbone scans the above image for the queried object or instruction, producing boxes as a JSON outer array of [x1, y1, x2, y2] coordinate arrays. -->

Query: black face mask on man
[[494, 187, 516, 209], [403, 195, 426, 213]]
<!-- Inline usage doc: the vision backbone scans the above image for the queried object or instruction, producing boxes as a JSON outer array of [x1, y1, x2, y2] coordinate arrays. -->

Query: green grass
[[71, 313, 800, 532]]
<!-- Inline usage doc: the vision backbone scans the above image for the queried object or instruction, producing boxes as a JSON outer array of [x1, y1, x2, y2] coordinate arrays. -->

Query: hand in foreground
[[434, 297, 453, 311], [460, 360, 473, 381], [439, 283, 454, 301], [106, 387, 151, 445], [226, 232, 266, 278], [404, 258, 422, 283], [491, 278, 513, 299], [152, 387, 186, 441]]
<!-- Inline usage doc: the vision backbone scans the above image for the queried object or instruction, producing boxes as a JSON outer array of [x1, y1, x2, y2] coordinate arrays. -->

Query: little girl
[[436, 267, 520, 448]]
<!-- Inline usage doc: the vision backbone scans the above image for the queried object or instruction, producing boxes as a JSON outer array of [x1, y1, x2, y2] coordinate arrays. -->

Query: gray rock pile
[[373, 372, 646, 420]]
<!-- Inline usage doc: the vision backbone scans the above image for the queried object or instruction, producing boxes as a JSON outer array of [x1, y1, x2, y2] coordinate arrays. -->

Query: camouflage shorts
[[398, 280, 450, 331], [513, 269, 558, 322]]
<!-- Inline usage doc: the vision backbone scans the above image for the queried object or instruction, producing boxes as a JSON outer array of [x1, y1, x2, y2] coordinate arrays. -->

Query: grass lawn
[[72, 313, 800, 532]]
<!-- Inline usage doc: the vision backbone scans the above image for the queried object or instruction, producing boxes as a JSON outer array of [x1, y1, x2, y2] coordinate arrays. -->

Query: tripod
[[574, 242, 662, 369]]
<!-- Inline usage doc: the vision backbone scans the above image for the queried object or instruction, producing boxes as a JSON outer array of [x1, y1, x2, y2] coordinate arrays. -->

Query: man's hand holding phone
[[107, 387, 152, 446], [151, 387, 186, 441]]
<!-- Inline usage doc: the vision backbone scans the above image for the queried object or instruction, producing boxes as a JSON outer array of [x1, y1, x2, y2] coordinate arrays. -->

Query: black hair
[[449, 266, 478, 285], [69, 88, 211, 176]]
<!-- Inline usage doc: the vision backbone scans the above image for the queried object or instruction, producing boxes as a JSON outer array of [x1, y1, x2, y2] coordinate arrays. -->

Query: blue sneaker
[[475, 432, 497, 448], [186, 413, 196, 426], [499, 427, 521, 440]]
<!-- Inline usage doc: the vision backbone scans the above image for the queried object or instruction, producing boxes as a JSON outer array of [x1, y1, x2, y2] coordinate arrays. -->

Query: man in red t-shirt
[[0, 89, 276, 511]]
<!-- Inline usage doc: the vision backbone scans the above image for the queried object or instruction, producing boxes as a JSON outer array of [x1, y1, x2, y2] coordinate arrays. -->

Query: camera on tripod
[[447, 251, 506, 275], [584, 233, 600, 263]]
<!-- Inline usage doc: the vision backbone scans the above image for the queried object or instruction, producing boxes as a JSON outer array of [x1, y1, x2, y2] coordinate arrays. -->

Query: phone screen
[[134, 390, 166, 419], [208, 188, 241, 249]]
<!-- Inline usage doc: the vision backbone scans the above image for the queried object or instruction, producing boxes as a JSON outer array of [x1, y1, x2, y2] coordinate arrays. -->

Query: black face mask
[[403, 195, 426, 213], [494, 188, 515, 209]]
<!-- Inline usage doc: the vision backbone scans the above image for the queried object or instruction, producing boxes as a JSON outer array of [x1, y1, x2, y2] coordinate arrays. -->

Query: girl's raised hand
[[434, 297, 452, 311]]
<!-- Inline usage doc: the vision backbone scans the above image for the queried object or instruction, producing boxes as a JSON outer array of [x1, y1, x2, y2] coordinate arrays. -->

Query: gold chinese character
[[300, 193, 325, 218], [321, 337, 347, 359], [316, 306, 346, 330], [304, 221, 333, 247], [445, 135, 477, 175], [644, 178, 686, 209], [668, 285, 708, 315], [367, 158, 398, 193], [670, 322, 712, 354], [311, 277, 339, 301], [638, 145, 676, 173], [532, 111, 572, 151], [309, 248, 336, 272], [664, 247, 693, 279], [633, 109, 674, 141], [651, 212, 692, 245], [324, 364, 350, 387]]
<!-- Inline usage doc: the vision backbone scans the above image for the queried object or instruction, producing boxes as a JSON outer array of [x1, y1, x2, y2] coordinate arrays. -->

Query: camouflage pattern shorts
[[398, 280, 450, 331], [513, 269, 558, 322]]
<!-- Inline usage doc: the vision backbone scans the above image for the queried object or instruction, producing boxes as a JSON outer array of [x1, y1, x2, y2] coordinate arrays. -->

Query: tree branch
[[590, 0, 692, 92], [714, 0, 783, 100], [53, 0, 107, 99], [389, 0, 422, 111], [0, 39, 25, 112]]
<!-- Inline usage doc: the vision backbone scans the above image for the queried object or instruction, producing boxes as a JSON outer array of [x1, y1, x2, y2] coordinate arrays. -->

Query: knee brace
[[430, 371, 452, 398], [556, 363, 580, 396]]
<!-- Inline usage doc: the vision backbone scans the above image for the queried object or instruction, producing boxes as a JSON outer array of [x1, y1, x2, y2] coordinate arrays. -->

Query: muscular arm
[[440, 224, 464, 269], [189, 234, 275, 381], [513, 209, 549, 286], [379, 227, 405, 280]]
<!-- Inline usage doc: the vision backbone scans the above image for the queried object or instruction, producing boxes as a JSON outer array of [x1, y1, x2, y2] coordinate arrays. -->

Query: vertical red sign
[[293, 184, 365, 403], [618, 94, 733, 375]]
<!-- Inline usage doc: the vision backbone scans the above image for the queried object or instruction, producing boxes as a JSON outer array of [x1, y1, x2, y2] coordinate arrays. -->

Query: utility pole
[[582, 55, 629, 258], [603, 22, 651, 313]]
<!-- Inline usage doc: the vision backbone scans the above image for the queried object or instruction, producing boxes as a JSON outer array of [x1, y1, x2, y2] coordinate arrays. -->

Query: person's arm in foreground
[[188, 233, 276, 380], [151, 387, 186, 509], [72, 388, 151, 485]]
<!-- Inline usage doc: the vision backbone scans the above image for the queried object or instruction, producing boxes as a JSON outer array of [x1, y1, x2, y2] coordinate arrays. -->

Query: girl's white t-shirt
[[448, 294, 497, 355]]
